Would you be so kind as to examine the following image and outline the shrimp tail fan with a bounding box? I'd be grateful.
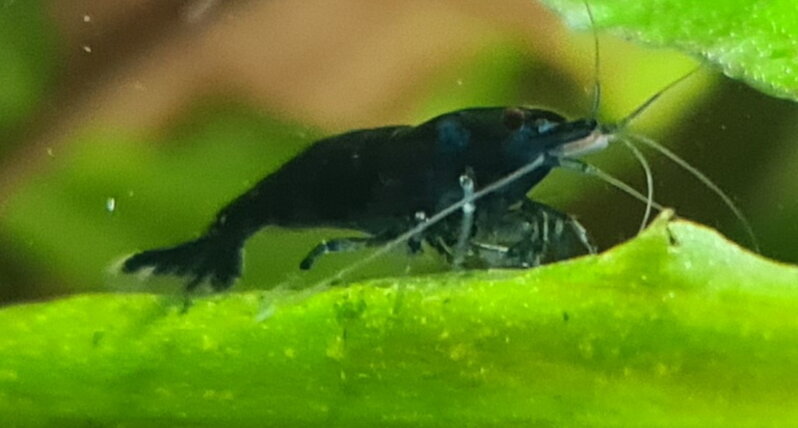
[122,232,245,291]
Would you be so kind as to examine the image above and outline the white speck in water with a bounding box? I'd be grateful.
[82,45,92,53]
[106,197,116,213]
[83,14,91,23]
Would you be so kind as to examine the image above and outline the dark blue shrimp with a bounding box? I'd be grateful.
[122,107,600,290]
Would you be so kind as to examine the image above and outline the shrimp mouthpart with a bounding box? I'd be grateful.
[549,129,611,158]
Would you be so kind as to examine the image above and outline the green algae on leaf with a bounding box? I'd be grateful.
[0,213,797,426]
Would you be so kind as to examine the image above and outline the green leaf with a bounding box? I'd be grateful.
[541,0,798,101]
[1,212,797,426]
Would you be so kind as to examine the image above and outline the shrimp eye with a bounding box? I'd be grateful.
[502,108,525,131]
[535,118,557,134]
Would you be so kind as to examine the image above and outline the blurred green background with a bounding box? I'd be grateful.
[1,0,796,304]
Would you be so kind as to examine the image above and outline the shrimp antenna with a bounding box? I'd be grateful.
[628,133,760,252]
[610,67,701,132]
[619,138,654,232]
[557,158,666,212]
[584,0,601,119]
